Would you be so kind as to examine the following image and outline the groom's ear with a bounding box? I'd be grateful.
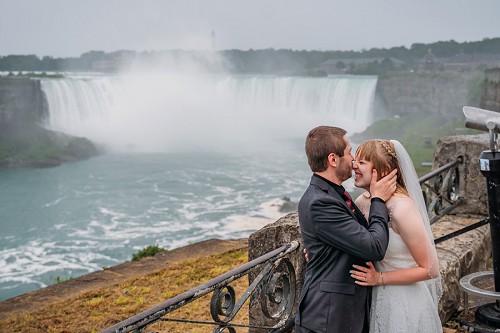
[327,153,337,167]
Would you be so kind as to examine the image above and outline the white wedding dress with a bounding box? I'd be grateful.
[357,195,442,333]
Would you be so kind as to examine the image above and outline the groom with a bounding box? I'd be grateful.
[295,126,396,333]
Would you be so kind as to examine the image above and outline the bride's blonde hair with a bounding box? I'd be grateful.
[356,139,408,196]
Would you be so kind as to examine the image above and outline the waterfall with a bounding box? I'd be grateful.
[40,74,378,152]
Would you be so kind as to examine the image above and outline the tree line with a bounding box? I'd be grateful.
[1,37,500,75]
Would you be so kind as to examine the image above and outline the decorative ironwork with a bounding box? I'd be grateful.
[420,156,463,224]
[419,156,490,244]
[100,241,299,333]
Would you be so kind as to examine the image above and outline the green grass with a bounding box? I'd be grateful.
[0,248,249,333]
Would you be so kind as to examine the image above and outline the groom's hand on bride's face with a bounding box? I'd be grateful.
[370,168,397,202]
[379,166,392,179]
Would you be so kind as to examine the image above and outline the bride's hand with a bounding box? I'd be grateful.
[350,262,379,286]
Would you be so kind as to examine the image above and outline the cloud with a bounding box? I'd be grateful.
[1,0,499,57]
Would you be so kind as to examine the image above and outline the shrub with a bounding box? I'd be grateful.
[131,245,165,261]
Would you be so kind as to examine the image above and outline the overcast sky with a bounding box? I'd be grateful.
[1,0,499,58]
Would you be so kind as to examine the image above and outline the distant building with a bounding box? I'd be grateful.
[413,49,442,72]
[413,49,500,73]
[91,52,135,72]
[443,54,500,72]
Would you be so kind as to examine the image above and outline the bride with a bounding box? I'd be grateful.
[349,139,442,333]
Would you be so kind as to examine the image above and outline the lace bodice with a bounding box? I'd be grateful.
[376,228,417,271]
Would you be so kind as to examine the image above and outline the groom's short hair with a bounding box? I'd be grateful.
[305,126,347,172]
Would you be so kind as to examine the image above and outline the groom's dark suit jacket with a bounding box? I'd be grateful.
[295,174,390,333]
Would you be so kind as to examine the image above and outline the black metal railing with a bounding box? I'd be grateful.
[101,241,299,333]
[418,156,489,244]
[420,156,464,224]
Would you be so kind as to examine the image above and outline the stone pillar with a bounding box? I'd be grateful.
[433,134,489,215]
[247,212,304,332]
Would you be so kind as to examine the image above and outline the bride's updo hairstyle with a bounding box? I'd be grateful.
[356,139,407,196]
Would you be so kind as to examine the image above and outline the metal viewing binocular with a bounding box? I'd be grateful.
[463,106,500,152]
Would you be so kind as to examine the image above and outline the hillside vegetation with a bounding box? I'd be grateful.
[1,38,499,74]
[351,113,481,176]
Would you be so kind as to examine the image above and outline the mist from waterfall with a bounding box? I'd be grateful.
[0,66,381,301]
[40,72,378,153]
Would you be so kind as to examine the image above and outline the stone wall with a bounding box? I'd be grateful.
[248,135,492,329]
[377,74,469,117]
[480,68,500,112]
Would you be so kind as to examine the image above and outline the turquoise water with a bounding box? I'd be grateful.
[0,73,376,301]
[0,142,311,301]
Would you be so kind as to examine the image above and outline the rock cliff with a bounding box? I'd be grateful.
[377,73,469,117]
[0,77,47,138]
[0,76,99,169]
[480,68,500,112]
